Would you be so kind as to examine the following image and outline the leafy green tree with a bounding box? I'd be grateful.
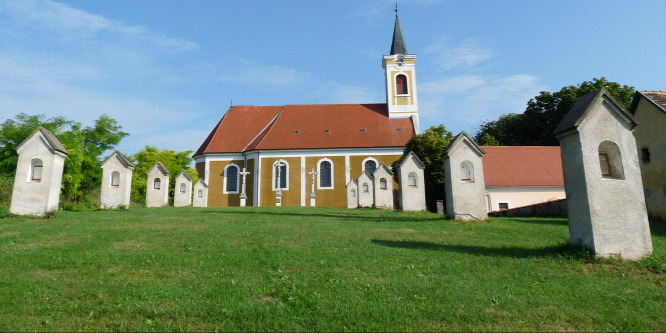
[0,113,128,205]
[475,77,635,146]
[392,124,454,212]
[477,133,499,146]
[129,146,199,205]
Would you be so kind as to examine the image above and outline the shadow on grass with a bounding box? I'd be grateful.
[490,216,569,226]
[199,209,446,223]
[650,221,666,238]
[371,239,590,259]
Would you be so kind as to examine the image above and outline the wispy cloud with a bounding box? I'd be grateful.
[424,37,495,71]
[218,58,313,91]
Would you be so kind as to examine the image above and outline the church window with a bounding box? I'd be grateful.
[325,129,330,133]
[408,172,417,187]
[598,141,624,180]
[361,128,366,132]
[111,171,120,187]
[379,178,388,190]
[224,164,239,193]
[318,159,333,189]
[153,178,161,190]
[362,183,369,193]
[396,74,408,95]
[273,160,288,190]
[461,160,474,183]
[363,158,378,175]
[30,159,43,182]
[294,130,299,134]
[198,189,203,198]
[351,188,356,197]
[641,148,650,163]
[180,183,186,193]
[397,128,402,132]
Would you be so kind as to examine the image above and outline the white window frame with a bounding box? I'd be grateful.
[394,73,410,96]
[272,159,289,191]
[317,158,334,190]
[361,157,379,174]
[110,171,120,187]
[223,163,240,194]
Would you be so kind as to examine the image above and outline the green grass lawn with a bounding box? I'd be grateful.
[0,207,664,332]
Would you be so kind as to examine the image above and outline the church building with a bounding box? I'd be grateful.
[193,10,419,208]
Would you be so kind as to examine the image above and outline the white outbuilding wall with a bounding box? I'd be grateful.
[100,150,134,209]
[373,164,394,210]
[146,162,170,208]
[193,179,208,207]
[174,171,193,207]
[442,131,488,221]
[398,151,426,211]
[346,179,358,209]
[10,127,68,217]
[555,89,652,260]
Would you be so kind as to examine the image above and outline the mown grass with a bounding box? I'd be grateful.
[0,207,664,332]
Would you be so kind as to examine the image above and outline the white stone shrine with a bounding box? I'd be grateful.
[146,162,170,208]
[100,150,134,209]
[174,171,193,207]
[193,179,208,208]
[373,163,394,210]
[10,127,68,217]
[357,171,374,208]
[346,179,359,209]
[398,151,426,211]
[442,131,488,221]
[555,88,652,260]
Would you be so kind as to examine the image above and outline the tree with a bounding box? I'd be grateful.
[129,146,199,205]
[392,124,454,212]
[475,77,635,146]
[0,113,128,205]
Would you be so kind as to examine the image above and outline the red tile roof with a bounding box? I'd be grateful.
[195,103,414,155]
[481,146,564,187]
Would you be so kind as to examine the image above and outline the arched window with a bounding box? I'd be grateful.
[408,172,417,187]
[30,158,43,182]
[379,178,388,190]
[461,160,474,183]
[198,189,203,198]
[351,188,356,197]
[153,178,161,190]
[396,74,408,95]
[224,164,239,193]
[318,159,333,189]
[180,183,186,193]
[598,141,624,180]
[111,171,120,187]
[363,158,377,175]
[273,160,288,190]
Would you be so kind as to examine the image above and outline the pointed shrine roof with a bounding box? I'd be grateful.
[390,10,408,55]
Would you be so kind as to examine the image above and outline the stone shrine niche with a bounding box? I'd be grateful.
[555,88,652,260]
[100,150,134,209]
[398,151,426,211]
[146,162,170,208]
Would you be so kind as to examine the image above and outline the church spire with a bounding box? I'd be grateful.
[390,4,407,55]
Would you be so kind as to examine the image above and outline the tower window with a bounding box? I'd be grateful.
[396,74,408,95]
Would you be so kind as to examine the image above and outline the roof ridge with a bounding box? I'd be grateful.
[243,106,285,152]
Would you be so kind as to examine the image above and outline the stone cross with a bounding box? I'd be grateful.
[239,167,250,207]
[308,168,318,206]
[275,160,285,206]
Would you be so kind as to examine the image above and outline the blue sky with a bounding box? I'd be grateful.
[1,0,664,156]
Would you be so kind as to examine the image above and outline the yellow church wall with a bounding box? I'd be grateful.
[195,162,205,180]
[633,98,666,220]
[207,160,245,207]
[259,157,301,207]
[305,156,346,208]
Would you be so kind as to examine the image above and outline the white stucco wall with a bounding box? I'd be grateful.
[10,132,66,216]
[192,180,208,207]
[100,153,133,209]
[146,164,169,208]
[486,186,565,212]
[443,139,488,221]
[398,153,426,211]
[173,172,192,207]
[346,181,358,209]
[357,173,374,208]
[559,95,652,260]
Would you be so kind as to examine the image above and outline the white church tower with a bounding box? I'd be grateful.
[382,6,419,133]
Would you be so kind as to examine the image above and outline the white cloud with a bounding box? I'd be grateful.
[424,37,495,71]
[218,58,313,91]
